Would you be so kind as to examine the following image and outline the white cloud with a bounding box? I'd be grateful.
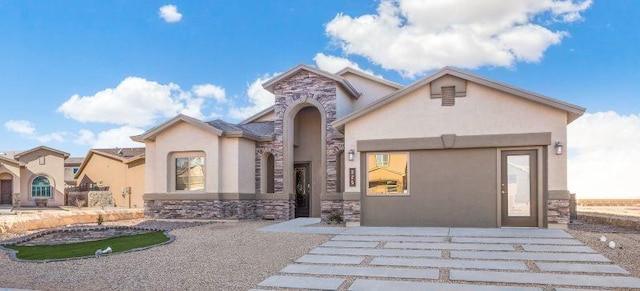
[4,120,35,135]
[159,4,182,23]
[313,53,381,77]
[74,126,144,149]
[568,111,640,199]
[326,0,592,77]
[4,119,66,143]
[228,74,278,120]
[57,77,222,127]
[192,84,226,102]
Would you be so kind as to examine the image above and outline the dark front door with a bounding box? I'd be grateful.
[501,150,538,227]
[1,180,12,204]
[294,163,311,218]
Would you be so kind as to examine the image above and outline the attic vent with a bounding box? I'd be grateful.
[441,86,455,106]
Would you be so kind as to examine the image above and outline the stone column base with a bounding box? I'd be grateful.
[548,199,570,226]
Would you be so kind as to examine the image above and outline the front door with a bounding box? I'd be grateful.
[501,150,538,227]
[294,163,310,218]
[0,180,12,205]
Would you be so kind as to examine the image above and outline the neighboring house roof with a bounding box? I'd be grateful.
[13,145,70,160]
[262,64,362,99]
[74,148,146,180]
[0,155,24,167]
[65,157,84,166]
[240,105,275,124]
[336,67,404,90]
[131,114,223,142]
[332,66,586,130]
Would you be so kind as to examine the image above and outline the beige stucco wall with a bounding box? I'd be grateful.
[253,110,275,122]
[293,107,322,217]
[17,150,66,206]
[0,163,21,199]
[344,81,568,194]
[76,154,145,208]
[336,72,400,119]
[144,120,255,197]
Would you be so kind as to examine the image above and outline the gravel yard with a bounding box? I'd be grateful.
[0,219,331,290]
[567,219,640,278]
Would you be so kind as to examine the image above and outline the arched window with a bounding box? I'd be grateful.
[31,176,52,198]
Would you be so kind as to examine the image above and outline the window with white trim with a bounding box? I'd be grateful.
[31,176,52,198]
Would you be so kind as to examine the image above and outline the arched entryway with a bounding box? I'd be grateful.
[0,172,13,205]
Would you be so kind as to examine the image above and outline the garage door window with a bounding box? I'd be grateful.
[367,153,409,195]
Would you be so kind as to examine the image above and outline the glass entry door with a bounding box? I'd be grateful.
[294,163,310,218]
[501,150,538,227]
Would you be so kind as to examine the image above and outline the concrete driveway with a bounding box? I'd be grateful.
[256,218,640,290]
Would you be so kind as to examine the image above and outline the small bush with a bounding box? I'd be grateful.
[97,214,104,226]
[328,212,343,224]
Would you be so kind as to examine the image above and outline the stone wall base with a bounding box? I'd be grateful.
[321,200,361,223]
[548,199,570,225]
[145,199,295,220]
[256,199,295,220]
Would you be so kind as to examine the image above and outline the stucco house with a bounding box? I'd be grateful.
[133,65,584,228]
[0,146,69,207]
[74,148,145,208]
[64,157,84,188]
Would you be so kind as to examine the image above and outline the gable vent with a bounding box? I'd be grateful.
[442,86,455,106]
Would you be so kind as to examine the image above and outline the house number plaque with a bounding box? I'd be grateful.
[349,168,356,187]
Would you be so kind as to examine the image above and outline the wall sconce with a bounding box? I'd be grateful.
[348,149,355,161]
[554,142,563,155]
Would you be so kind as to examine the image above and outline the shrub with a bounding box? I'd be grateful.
[328,212,343,224]
[97,214,104,226]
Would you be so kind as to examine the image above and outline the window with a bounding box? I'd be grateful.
[175,156,205,191]
[367,153,409,195]
[73,168,79,174]
[31,176,52,198]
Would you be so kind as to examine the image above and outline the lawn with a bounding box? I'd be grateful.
[5,231,170,260]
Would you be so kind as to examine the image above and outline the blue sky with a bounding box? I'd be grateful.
[1,1,638,197]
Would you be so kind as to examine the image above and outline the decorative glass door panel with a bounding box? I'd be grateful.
[294,163,310,218]
[501,150,538,227]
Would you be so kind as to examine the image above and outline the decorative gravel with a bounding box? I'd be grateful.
[0,220,331,290]
[567,219,640,278]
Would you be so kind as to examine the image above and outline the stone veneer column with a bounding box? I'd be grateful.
[548,199,570,225]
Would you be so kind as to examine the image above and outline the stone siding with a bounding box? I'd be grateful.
[256,199,293,220]
[548,199,570,225]
[144,200,257,220]
[87,191,114,208]
[343,200,361,222]
[321,200,343,221]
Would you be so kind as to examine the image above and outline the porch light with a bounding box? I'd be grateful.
[554,142,563,155]
[348,149,355,161]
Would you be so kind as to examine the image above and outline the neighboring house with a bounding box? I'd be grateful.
[74,148,145,208]
[0,146,69,207]
[64,157,84,188]
[133,65,585,228]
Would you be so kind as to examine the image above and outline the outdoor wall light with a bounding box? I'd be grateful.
[348,149,355,161]
[554,142,563,155]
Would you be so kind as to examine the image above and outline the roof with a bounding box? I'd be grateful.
[262,64,362,99]
[14,146,70,160]
[74,147,146,179]
[0,155,24,167]
[240,105,275,124]
[332,67,586,130]
[131,114,223,142]
[336,67,404,90]
[207,119,273,141]
[65,157,84,166]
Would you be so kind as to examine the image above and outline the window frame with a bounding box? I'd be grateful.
[31,175,52,199]
[366,152,410,197]
[171,152,206,192]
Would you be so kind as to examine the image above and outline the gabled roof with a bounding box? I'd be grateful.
[336,67,404,90]
[0,155,24,167]
[332,67,586,130]
[65,157,84,166]
[207,119,273,141]
[262,64,362,99]
[131,114,223,142]
[240,105,275,124]
[74,148,146,179]
[14,145,70,160]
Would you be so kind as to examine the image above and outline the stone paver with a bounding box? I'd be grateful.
[451,237,583,245]
[296,254,364,265]
[384,242,514,251]
[281,264,439,279]
[371,257,528,271]
[311,247,441,258]
[333,235,444,242]
[342,227,449,236]
[348,279,542,291]
[451,251,610,262]
[257,275,345,290]
[449,228,571,238]
[450,270,640,289]
[536,262,630,274]
[521,244,596,253]
[321,241,379,248]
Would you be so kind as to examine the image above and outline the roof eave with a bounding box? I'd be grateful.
[135,114,223,142]
[336,67,404,90]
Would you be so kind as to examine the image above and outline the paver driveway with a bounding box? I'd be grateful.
[256,219,640,290]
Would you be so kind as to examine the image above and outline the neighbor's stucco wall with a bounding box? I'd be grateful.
[76,154,128,207]
[146,121,220,194]
[344,81,568,193]
[18,150,66,206]
[126,159,145,208]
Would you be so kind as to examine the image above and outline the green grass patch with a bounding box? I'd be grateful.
[6,231,169,260]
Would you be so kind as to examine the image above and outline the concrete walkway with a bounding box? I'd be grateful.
[256,218,640,290]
